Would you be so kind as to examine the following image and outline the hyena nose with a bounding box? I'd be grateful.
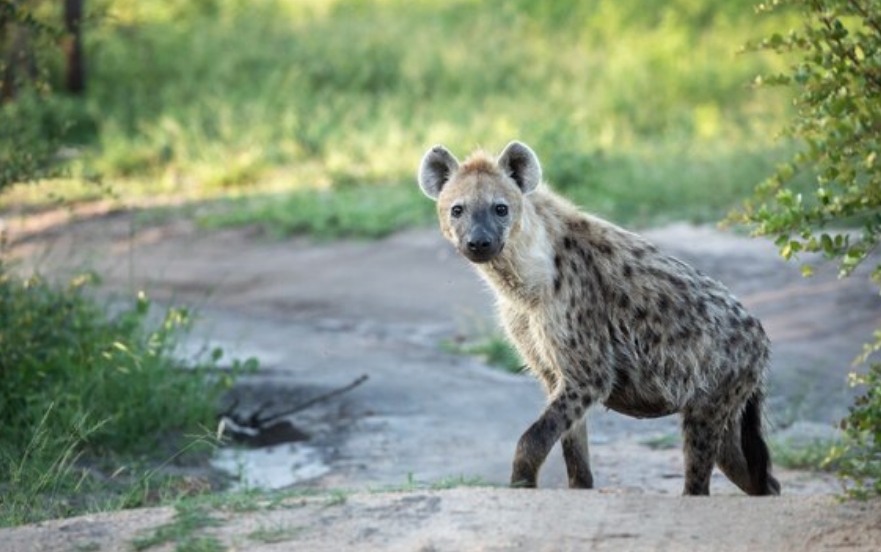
[467,237,492,254]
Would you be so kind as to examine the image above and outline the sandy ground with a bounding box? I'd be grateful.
[3,490,881,552]
[1,205,880,550]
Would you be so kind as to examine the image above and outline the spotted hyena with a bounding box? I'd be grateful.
[417,141,780,496]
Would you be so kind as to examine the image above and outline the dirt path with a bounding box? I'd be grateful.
[3,490,880,552]
[2,206,880,550]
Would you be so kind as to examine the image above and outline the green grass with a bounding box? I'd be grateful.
[0,265,255,527]
[641,433,681,451]
[770,437,839,472]
[442,332,524,375]
[132,502,224,552]
[247,524,302,545]
[129,487,331,550]
[2,0,803,236]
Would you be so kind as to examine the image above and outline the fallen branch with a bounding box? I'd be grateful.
[257,373,369,426]
[219,374,370,433]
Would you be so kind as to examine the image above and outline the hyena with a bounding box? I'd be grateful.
[417,141,781,496]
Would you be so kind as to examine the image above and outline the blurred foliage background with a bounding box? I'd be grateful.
[2,0,802,236]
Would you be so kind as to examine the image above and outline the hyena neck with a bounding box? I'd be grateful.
[478,196,558,305]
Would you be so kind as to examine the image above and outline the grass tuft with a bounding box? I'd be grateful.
[442,333,524,375]
[0,263,254,527]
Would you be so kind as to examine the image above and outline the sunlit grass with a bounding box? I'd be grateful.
[2,0,803,234]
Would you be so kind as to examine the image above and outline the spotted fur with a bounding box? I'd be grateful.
[418,141,781,496]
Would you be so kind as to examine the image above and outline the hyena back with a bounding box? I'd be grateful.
[418,141,780,496]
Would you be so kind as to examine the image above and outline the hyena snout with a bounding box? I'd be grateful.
[463,227,502,263]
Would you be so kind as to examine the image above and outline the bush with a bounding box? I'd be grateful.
[0,1,68,192]
[0,263,249,525]
[733,0,881,495]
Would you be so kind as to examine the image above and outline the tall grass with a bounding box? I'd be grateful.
[2,0,801,234]
[0,266,250,526]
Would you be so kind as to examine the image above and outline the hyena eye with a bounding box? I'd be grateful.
[495,204,509,217]
[451,205,464,218]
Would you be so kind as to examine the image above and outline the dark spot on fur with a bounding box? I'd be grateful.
[554,275,562,294]
[590,265,608,296]
[724,336,740,356]
[622,263,633,278]
[662,359,674,378]
[657,295,671,313]
[614,364,632,390]
[617,293,631,310]
[669,276,689,293]
[596,240,613,256]
[563,236,574,250]
[635,306,648,321]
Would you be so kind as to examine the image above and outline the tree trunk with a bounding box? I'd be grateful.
[64,0,84,94]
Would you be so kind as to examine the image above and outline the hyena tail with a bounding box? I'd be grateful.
[739,391,781,496]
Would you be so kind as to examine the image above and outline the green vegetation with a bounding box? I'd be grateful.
[131,501,223,552]
[0,1,67,191]
[0,266,253,526]
[3,0,801,236]
[247,524,302,545]
[443,332,524,375]
[732,0,881,496]
[641,433,681,451]
[770,437,840,472]
[130,487,322,550]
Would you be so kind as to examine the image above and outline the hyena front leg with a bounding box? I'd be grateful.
[511,386,593,488]
[529,365,593,488]
[561,417,594,489]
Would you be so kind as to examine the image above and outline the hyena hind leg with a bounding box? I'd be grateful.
[561,417,593,489]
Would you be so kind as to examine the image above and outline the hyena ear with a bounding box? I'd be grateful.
[418,145,459,200]
[498,141,542,194]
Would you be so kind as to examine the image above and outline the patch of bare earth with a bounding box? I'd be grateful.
[1,204,879,551]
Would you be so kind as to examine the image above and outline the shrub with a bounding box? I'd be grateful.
[0,1,68,192]
[0,263,249,524]
[733,0,881,495]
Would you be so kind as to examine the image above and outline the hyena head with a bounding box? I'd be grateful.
[417,141,542,263]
